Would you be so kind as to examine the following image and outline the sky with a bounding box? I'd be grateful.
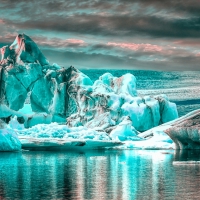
[0,0,200,71]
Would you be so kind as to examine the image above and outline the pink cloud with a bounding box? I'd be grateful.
[173,40,200,47]
[0,32,18,44]
[33,37,86,48]
[107,41,200,58]
[195,52,200,57]
[65,39,85,44]
[4,33,18,39]
[0,19,5,24]
[107,42,163,52]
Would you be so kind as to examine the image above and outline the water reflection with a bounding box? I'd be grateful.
[0,150,200,200]
[174,149,200,161]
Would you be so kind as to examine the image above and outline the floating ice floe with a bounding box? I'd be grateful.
[12,120,122,150]
[121,127,174,150]
[9,116,173,150]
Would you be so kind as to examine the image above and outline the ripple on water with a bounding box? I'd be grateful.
[0,150,200,200]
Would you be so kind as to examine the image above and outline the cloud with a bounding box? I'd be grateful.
[195,52,200,57]
[174,40,200,47]
[1,0,200,70]
[1,31,199,70]
[42,48,200,71]
[1,0,200,39]
[2,0,200,18]
[0,19,5,24]
[107,42,163,52]
[32,36,86,48]
[2,14,200,39]
[0,32,18,46]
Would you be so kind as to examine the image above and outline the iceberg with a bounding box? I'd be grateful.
[0,34,178,130]
[66,72,178,132]
[130,109,200,150]
[0,119,21,151]
[0,34,180,150]
[121,125,174,150]
[164,109,200,149]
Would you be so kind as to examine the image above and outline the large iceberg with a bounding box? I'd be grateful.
[0,34,180,150]
[66,71,178,132]
[0,34,178,130]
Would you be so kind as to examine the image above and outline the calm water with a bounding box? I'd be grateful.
[1,70,200,199]
[0,150,200,200]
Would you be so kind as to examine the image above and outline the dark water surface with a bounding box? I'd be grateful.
[0,150,200,200]
[81,69,200,90]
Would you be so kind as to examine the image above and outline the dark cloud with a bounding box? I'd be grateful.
[1,0,200,39]
[41,46,200,71]
[2,14,200,39]
[1,0,200,16]
[137,0,200,16]
[1,0,200,70]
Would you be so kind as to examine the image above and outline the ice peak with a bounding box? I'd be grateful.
[0,33,49,66]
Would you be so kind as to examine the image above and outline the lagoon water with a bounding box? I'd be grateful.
[1,70,200,200]
[0,150,200,200]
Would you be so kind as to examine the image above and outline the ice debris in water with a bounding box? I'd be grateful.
[16,122,112,141]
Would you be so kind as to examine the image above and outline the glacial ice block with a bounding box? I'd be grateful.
[164,109,200,149]
[9,34,49,66]
[0,120,21,151]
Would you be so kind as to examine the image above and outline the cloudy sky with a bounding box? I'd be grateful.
[0,0,200,70]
